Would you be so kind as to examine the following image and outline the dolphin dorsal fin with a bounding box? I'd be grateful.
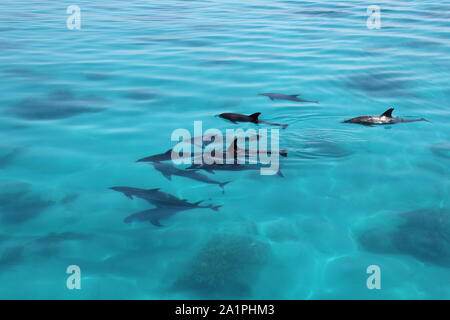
[290,94,300,97]
[147,188,160,192]
[227,138,240,158]
[380,108,394,118]
[248,112,261,121]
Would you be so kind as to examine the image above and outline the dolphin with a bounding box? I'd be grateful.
[229,137,287,158]
[203,137,287,163]
[136,149,204,163]
[137,134,262,163]
[186,163,284,177]
[124,207,194,227]
[136,149,173,163]
[258,93,318,104]
[343,108,428,126]
[152,162,231,193]
[109,186,222,211]
[218,112,288,128]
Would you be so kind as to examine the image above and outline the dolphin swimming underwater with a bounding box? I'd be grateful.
[187,162,284,177]
[136,134,262,163]
[124,207,195,227]
[203,137,288,163]
[109,186,222,211]
[258,93,318,104]
[218,112,288,128]
[136,149,204,163]
[136,149,173,163]
[152,162,231,193]
[343,108,428,126]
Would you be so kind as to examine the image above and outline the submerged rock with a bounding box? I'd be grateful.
[173,234,271,298]
[354,209,450,267]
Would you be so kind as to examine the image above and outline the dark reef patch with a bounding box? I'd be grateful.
[173,234,271,298]
[355,209,450,267]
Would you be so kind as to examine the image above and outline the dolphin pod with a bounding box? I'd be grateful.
[111,89,429,227]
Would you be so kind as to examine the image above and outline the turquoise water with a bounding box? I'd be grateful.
[0,0,449,299]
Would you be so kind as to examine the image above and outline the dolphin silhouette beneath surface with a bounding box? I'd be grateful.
[137,134,262,163]
[124,207,195,227]
[152,162,231,193]
[203,137,288,163]
[258,93,318,104]
[187,163,284,177]
[343,108,428,126]
[136,149,204,163]
[109,186,222,211]
[219,112,288,128]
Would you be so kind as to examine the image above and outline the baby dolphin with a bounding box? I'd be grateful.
[152,162,231,193]
[219,112,288,128]
[343,108,428,126]
[258,93,318,104]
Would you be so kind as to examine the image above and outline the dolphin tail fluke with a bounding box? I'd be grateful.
[150,219,164,227]
[219,181,231,193]
[125,193,134,199]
